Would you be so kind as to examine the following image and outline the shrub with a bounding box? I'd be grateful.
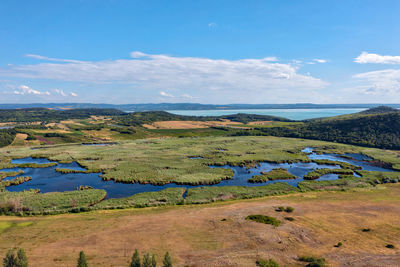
[3,248,28,267]
[386,244,395,249]
[285,206,294,213]
[163,252,172,267]
[275,206,285,212]
[246,215,282,227]
[143,253,152,267]
[275,206,294,213]
[284,217,295,221]
[298,256,326,267]
[77,251,88,267]
[362,228,371,232]
[130,249,141,267]
[256,258,279,267]
[3,249,16,267]
[334,242,342,247]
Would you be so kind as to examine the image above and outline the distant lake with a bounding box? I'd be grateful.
[168,108,366,120]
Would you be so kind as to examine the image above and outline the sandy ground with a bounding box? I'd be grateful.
[0,186,400,266]
[143,120,242,129]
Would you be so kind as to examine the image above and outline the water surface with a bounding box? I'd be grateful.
[168,108,366,121]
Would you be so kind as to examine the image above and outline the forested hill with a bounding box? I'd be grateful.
[0,108,125,123]
[116,111,291,126]
[359,105,398,114]
[256,107,400,149]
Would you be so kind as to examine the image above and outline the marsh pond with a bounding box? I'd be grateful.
[0,148,393,199]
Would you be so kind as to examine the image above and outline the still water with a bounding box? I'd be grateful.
[168,108,366,121]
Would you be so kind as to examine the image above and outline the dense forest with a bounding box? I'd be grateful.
[0,129,16,147]
[250,110,400,149]
[0,108,125,123]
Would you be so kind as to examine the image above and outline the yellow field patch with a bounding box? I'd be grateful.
[82,129,113,141]
[248,120,273,125]
[143,120,242,129]
[32,129,71,134]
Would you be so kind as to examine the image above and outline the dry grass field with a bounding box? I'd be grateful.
[143,120,242,129]
[1,184,399,266]
[247,121,273,125]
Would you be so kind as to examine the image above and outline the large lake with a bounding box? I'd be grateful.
[168,108,366,120]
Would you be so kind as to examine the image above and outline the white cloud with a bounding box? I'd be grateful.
[53,89,78,97]
[1,52,326,88]
[13,85,50,96]
[182,93,193,99]
[314,59,327,63]
[353,69,400,96]
[54,89,67,96]
[0,52,328,103]
[130,51,148,58]
[208,22,217,28]
[263,57,278,62]
[25,54,82,63]
[160,91,174,98]
[355,52,400,64]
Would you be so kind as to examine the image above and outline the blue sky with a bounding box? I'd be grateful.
[1,0,400,104]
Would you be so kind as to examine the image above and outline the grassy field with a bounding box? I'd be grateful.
[0,184,399,266]
[249,168,297,182]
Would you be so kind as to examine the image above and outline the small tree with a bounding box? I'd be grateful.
[3,248,28,267]
[151,254,157,267]
[162,252,172,267]
[3,249,16,267]
[142,253,151,267]
[15,248,28,267]
[130,249,141,267]
[77,251,88,267]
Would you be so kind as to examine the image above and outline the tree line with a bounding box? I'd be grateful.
[3,248,173,267]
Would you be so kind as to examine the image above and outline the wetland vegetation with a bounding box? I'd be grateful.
[0,105,399,265]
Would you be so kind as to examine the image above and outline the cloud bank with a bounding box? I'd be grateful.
[0,52,327,96]
[13,85,50,96]
[355,52,400,64]
[353,69,400,96]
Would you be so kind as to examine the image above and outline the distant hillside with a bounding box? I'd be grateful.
[1,102,400,111]
[0,108,126,123]
[255,107,400,149]
[117,111,291,126]
[359,105,398,114]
